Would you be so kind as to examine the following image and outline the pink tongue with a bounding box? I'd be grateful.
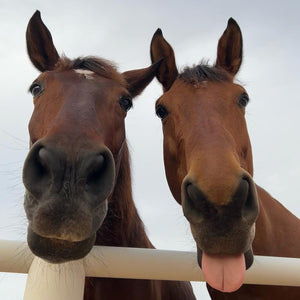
[202,252,246,293]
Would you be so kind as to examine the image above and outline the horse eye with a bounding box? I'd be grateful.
[119,96,132,112]
[156,104,168,119]
[238,93,249,108]
[29,82,44,98]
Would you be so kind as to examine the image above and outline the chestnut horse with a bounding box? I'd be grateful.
[23,11,196,300]
[150,19,300,299]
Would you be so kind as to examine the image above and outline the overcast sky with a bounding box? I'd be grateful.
[0,1,299,299]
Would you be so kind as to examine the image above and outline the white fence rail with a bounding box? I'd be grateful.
[1,240,300,299]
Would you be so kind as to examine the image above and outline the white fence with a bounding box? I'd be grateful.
[1,240,300,299]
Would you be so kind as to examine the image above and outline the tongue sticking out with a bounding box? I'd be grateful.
[202,252,245,293]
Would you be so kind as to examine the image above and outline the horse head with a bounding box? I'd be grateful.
[23,11,160,263]
[151,19,259,292]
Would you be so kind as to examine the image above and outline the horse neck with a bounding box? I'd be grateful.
[95,141,153,248]
[253,184,300,257]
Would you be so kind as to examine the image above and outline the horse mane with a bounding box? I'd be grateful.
[55,56,126,86]
[179,61,232,85]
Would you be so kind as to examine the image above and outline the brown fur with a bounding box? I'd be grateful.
[151,18,300,299]
[24,10,196,300]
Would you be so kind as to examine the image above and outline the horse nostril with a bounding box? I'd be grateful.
[186,183,206,211]
[81,149,115,200]
[232,179,249,209]
[38,148,52,174]
[240,177,259,220]
[229,176,259,222]
[241,179,251,210]
[183,181,216,221]
[23,143,55,199]
[86,154,105,189]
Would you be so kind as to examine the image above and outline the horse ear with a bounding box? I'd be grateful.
[216,18,243,75]
[150,29,178,91]
[122,60,162,98]
[26,10,59,72]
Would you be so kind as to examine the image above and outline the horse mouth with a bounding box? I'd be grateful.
[197,247,254,293]
[27,227,96,263]
[197,247,253,269]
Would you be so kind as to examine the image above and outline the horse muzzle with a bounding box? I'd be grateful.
[23,139,115,262]
[181,173,259,292]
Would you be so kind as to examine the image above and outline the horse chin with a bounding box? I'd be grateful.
[27,227,96,263]
[197,246,254,270]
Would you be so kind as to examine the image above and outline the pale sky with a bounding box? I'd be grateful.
[0,1,299,299]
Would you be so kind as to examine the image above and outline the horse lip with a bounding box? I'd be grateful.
[27,226,96,263]
[244,247,254,269]
[197,247,254,270]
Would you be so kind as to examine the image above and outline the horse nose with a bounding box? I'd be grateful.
[182,175,259,224]
[23,140,115,202]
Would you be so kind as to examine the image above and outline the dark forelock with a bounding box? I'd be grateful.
[179,62,232,85]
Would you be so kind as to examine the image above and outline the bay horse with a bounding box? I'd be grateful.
[150,18,300,299]
[23,11,196,300]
